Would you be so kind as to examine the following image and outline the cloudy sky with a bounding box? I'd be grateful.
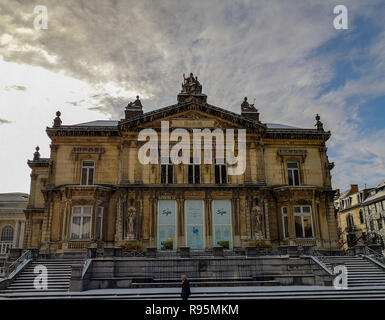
[0,0,385,193]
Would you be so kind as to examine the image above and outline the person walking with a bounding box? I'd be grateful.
[181,274,191,301]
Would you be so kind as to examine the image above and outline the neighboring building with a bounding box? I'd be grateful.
[334,185,371,250]
[363,179,385,252]
[0,193,28,255]
[23,73,338,254]
[0,193,28,277]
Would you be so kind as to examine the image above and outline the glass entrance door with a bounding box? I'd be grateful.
[157,200,177,250]
[185,200,205,250]
[212,200,233,249]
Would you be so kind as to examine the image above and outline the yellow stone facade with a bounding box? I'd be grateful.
[24,75,338,253]
[335,185,370,250]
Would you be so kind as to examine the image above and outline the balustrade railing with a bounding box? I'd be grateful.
[364,246,385,265]
[0,242,12,255]
[310,248,333,274]
[6,250,32,278]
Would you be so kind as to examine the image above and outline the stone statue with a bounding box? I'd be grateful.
[241,97,257,112]
[125,206,136,239]
[252,205,264,239]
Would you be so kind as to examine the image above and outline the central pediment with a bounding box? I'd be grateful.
[118,102,266,132]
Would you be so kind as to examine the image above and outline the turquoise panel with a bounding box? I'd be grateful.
[158,200,176,250]
[186,200,204,225]
[213,200,231,225]
[158,225,176,250]
[158,200,176,225]
[186,225,204,250]
[185,200,204,250]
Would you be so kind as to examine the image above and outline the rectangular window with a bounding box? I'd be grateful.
[160,164,174,184]
[293,206,314,238]
[188,158,201,184]
[378,219,383,230]
[370,204,376,214]
[70,206,92,240]
[282,207,289,239]
[376,202,382,213]
[81,161,95,185]
[359,211,365,224]
[370,220,375,231]
[214,159,227,184]
[287,162,300,186]
[96,207,103,241]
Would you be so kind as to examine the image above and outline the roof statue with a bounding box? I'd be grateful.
[315,114,324,131]
[181,72,202,95]
[241,97,257,112]
[177,73,207,104]
[240,97,260,122]
[125,95,144,120]
[126,95,143,110]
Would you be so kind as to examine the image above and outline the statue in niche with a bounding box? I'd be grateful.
[252,205,264,239]
[125,206,136,239]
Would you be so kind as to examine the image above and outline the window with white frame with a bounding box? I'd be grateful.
[214,158,227,184]
[287,162,300,186]
[346,214,355,229]
[376,202,382,213]
[96,207,103,241]
[1,226,13,242]
[188,157,201,184]
[293,206,313,238]
[282,207,289,239]
[70,206,92,240]
[160,163,174,184]
[81,161,95,185]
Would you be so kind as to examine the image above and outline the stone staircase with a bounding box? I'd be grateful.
[2,285,385,300]
[325,256,385,287]
[2,259,84,293]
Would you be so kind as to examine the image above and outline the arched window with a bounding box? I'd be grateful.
[1,225,14,242]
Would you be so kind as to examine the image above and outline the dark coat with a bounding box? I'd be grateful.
[181,279,191,297]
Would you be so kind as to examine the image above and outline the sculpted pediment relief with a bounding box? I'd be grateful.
[139,111,244,130]
[119,102,265,133]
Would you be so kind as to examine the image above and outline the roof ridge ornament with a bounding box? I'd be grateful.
[53,111,62,127]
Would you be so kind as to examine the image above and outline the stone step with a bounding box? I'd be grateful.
[16,274,71,280]
[348,276,385,278]
[131,280,280,288]
[8,279,70,284]
[5,287,385,300]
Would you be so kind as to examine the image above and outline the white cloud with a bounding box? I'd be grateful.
[0,0,384,192]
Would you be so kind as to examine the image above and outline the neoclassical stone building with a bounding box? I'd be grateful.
[24,74,338,253]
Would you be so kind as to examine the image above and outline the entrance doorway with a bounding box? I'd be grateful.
[185,200,205,250]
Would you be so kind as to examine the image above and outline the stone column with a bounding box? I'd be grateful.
[13,221,20,247]
[114,197,123,242]
[127,141,136,183]
[120,141,130,183]
[263,199,270,240]
[18,221,25,248]
[287,203,296,245]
